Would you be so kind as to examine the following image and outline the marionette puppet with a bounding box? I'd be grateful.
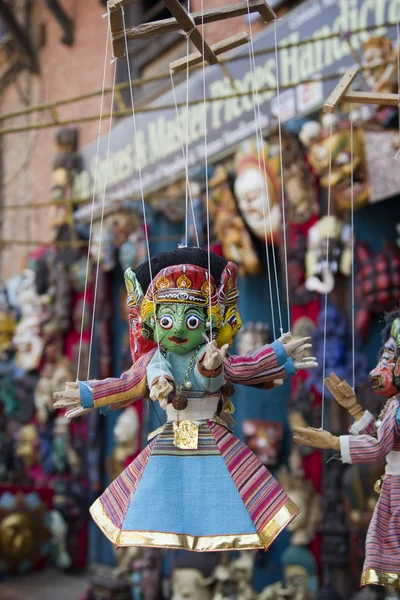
[293,310,400,588]
[54,247,317,552]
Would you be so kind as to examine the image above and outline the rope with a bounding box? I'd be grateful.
[350,107,356,390]
[200,0,213,342]
[121,6,165,379]
[170,70,200,247]
[395,0,400,160]
[76,14,110,381]
[320,119,334,430]
[87,60,117,379]
[245,0,276,340]
[274,20,290,332]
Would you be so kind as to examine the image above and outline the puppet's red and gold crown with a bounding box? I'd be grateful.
[146,264,218,307]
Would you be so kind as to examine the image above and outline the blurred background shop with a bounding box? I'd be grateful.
[0,0,400,598]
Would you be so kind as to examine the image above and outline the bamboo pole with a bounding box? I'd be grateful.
[0,21,396,125]
[0,62,395,136]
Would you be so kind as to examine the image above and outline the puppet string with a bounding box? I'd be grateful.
[170,70,200,247]
[77,14,110,381]
[200,0,213,342]
[121,7,165,378]
[185,0,190,245]
[274,20,290,332]
[245,0,276,340]
[320,118,334,431]
[396,0,400,160]
[87,60,117,379]
[350,106,355,390]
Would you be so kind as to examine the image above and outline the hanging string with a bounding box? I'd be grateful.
[185,0,190,244]
[320,118,334,430]
[350,107,356,390]
[245,0,276,339]
[170,70,200,247]
[200,0,213,342]
[273,21,290,332]
[76,15,110,381]
[395,0,400,160]
[121,7,165,378]
[87,61,117,379]
[243,14,284,336]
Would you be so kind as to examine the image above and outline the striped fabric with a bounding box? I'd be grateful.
[152,422,221,457]
[364,475,400,575]
[99,438,155,529]
[88,343,288,411]
[348,397,400,464]
[224,344,286,386]
[209,421,292,534]
[347,395,400,582]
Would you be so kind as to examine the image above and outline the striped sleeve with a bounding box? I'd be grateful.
[341,399,400,465]
[89,349,156,408]
[349,411,377,437]
[224,341,287,386]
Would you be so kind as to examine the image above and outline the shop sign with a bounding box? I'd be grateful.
[73,0,400,205]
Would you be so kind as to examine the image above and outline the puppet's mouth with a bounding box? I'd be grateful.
[168,336,188,345]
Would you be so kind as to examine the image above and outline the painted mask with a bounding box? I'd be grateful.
[362,36,397,95]
[210,165,261,277]
[234,143,280,243]
[141,265,221,354]
[301,119,369,212]
[216,261,242,347]
[369,318,400,396]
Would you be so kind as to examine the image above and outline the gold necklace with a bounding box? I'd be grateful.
[172,344,203,411]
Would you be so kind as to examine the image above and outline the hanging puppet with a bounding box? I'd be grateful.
[293,310,400,588]
[54,248,317,552]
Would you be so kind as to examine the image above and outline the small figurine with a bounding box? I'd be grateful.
[293,311,400,588]
[54,248,317,551]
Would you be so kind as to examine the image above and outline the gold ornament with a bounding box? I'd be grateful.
[177,274,192,289]
[173,420,199,450]
[155,276,170,290]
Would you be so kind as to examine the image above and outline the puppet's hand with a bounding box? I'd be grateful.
[280,333,312,361]
[324,372,362,418]
[53,386,81,409]
[294,356,318,370]
[293,426,340,450]
[202,341,229,371]
[150,376,174,409]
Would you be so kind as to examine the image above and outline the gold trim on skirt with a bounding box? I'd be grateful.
[90,497,299,552]
[361,569,400,588]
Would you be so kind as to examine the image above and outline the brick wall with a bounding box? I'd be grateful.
[0,0,293,279]
[0,0,113,278]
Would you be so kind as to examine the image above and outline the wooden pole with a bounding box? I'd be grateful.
[323,68,358,113]
[324,67,400,112]
[113,1,275,41]
[170,32,250,73]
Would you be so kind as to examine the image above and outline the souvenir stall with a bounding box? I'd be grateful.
[1,0,400,598]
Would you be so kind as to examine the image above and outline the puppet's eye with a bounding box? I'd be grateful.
[228,314,237,328]
[158,315,174,329]
[186,314,202,330]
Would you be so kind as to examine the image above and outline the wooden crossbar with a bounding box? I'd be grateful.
[163,0,218,65]
[107,0,275,59]
[323,68,358,113]
[324,67,400,113]
[170,32,250,73]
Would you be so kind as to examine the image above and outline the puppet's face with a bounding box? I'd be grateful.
[155,303,210,355]
[234,166,279,241]
[307,128,369,212]
[217,304,242,347]
[369,319,400,396]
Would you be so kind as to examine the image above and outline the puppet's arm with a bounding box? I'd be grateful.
[293,397,399,464]
[195,341,227,392]
[224,336,313,387]
[53,349,156,416]
[324,373,378,437]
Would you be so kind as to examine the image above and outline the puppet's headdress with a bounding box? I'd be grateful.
[145,264,218,307]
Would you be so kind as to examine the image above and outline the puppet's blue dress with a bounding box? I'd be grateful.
[83,342,299,551]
